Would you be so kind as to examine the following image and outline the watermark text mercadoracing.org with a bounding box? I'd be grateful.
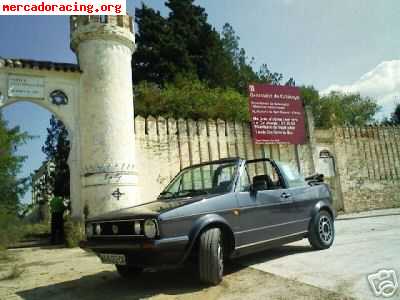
[0,0,126,15]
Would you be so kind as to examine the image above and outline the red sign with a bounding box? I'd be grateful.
[248,84,306,144]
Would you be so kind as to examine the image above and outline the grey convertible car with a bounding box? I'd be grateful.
[80,157,335,285]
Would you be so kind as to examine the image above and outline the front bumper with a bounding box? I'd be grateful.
[80,236,189,268]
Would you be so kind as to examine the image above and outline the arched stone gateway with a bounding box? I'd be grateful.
[0,15,138,220]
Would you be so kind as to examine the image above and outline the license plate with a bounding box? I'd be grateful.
[98,253,126,265]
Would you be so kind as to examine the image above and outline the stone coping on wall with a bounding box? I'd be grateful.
[0,57,81,73]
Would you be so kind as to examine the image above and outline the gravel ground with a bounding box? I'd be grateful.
[0,247,351,300]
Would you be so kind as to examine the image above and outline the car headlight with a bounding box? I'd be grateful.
[86,224,93,238]
[134,221,141,235]
[95,224,102,235]
[143,219,158,239]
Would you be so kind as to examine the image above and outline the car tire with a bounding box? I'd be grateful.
[308,210,335,250]
[198,228,224,285]
[116,265,143,278]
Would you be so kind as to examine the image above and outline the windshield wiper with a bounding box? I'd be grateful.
[176,189,209,197]
[159,190,210,200]
[158,191,176,199]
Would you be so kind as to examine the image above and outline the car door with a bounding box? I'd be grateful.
[276,161,317,232]
[235,159,299,248]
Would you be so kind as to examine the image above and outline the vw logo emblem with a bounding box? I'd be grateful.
[112,225,119,235]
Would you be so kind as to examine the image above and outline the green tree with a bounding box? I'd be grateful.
[388,104,400,124]
[42,116,70,199]
[220,23,295,92]
[0,112,30,212]
[300,86,321,119]
[221,23,257,93]
[256,64,284,85]
[133,1,234,88]
[133,4,174,85]
[382,104,400,125]
[320,92,379,128]
[220,23,241,66]
[166,0,238,88]
[300,87,380,128]
[133,1,295,121]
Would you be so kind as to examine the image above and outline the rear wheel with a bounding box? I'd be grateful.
[198,228,224,285]
[308,210,335,250]
[116,265,143,278]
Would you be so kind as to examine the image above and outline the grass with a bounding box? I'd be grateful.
[0,206,50,250]
[0,210,24,249]
[0,220,50,248]
[0,205,85,251]
[22,222,50,240]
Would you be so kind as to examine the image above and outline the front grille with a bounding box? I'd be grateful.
[91,219,143,237]
[101,221,133,236]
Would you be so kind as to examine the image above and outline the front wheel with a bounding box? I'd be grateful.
[198,228,224,285]
[116,265,143,278]
[308,210,335,250]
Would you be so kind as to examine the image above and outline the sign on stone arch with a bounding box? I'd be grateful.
[0,58,82,219]
[0,15,140,220]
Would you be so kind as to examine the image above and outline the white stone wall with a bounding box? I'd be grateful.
[134,116,313,203]
[332,126,400,212]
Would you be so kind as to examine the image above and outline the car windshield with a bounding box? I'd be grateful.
[158,160,239,200]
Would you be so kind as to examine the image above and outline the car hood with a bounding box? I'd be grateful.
[87,193,217,222]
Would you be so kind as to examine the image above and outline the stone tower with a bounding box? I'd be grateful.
[70,16,138,217]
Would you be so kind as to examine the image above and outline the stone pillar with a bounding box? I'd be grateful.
[70,16,138,217]
[305,106,317,174]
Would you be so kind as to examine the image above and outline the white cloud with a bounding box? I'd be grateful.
[322,60,400,120]
[282,0,295,5]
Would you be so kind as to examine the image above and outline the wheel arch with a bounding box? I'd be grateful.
[311,200,335,221]
[308,200,336,250]
[182,214,235,263]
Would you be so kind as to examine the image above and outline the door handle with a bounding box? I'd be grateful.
[281,192,292,199]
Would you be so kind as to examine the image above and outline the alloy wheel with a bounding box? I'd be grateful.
[319,215,333,243]
[217,242,224,278]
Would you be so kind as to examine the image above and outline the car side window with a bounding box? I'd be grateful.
[238,167,251,192]
[276,161,307,188]
[246,160,284,190]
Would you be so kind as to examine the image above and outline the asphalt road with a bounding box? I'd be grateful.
[239,209,400,300]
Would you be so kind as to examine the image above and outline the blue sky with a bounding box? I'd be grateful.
[1,0,399,203]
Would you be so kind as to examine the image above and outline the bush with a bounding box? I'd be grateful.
[63,215,84,248]
[0,204,51,250]
[0,207,23,249]
[22,222,50,239]
[134,77,250,122]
